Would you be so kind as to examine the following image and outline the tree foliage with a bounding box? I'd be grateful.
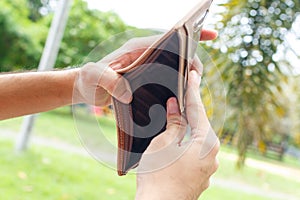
[206,0,300,167]
[0,0,47,71]
[0,0,131,72]
[56,0,129,67]
[27,0,54,21]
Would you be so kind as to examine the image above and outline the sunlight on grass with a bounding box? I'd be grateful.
[0,140,136,200]
[200,185,272,200]
[1,107,300,199]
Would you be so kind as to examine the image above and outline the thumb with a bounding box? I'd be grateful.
[166,97,182,129]
[99,66,132,104]
[164,97,187,143]
[145,97,186,152]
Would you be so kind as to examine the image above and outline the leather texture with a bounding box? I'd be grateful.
[113,31,184,175]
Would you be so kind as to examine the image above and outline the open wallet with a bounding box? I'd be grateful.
[112,0,214,175]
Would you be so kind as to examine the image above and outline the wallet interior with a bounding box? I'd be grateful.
[113,30,187,175]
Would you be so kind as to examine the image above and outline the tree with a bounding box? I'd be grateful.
[26,0,54,21]
[0,0,132,72]
[55,0,130,68]
[205,0,300,167]
[0,0,47,72]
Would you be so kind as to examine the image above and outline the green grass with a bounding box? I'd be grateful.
[0,107,79,145]
[0,139,293,200]
[215,150,300,198]
[200,186,272,200]
[0,140,136,200]
[1,138,298,200]
[221,144,300,169]
[1,107,300,199]
[0,106,118,146]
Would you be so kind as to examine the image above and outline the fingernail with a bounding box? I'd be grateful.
[167,97,179,114]
[120,90,132,103]
[110,62,122,70]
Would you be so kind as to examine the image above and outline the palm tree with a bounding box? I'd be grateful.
[203,0,300,167]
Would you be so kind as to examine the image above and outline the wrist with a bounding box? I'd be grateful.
[136,187,197,200]
[65,68,83,105]
[135,174,199,200]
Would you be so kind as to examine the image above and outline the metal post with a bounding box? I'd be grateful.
[15,0,73,152]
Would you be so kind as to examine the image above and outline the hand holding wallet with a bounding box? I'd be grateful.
[112,0,214,175]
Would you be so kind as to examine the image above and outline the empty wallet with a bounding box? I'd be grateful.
[112,0,214,175]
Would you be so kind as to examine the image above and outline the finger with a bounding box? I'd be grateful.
[109,48,147,70]
[138,102,187,174]
[121,35,162,50]
[107,29,216,70]
[198,127,219,159]
[190,56,203,76]
[186,70,219,158]
[98,66,132,104]
[103,29,215,67]
[144,97,186,153]
[185,70,210,135]
[165,97,187,143]
[200,29,218,41]
[101,35,162,65]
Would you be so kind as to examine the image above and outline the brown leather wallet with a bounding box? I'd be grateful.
[113,0,213,175]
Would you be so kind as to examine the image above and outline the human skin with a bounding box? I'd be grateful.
[135,70,220,200]
[0,30,217,120]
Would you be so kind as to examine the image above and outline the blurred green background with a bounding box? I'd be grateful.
[1,0,300,199]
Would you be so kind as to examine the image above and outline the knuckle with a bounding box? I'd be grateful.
[167,116,185,129]
[105,80,117,92]
[80,62,101,81]
[110,78,129,98]
[84,62,97,69]
[208,139,220,159]
[213,138,221,153]
[185,98,203,109]
[211,158,219,173]
[148,133,169,149]
[202,180,210,190]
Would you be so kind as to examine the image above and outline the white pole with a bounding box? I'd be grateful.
[15,0,73,152]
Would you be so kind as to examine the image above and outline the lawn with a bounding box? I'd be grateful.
[1,106,300,199]
[0,140,136,200]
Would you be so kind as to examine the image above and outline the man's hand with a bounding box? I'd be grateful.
[73,29,217,106]
[135,70,220,200]
[73,62,132,106]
